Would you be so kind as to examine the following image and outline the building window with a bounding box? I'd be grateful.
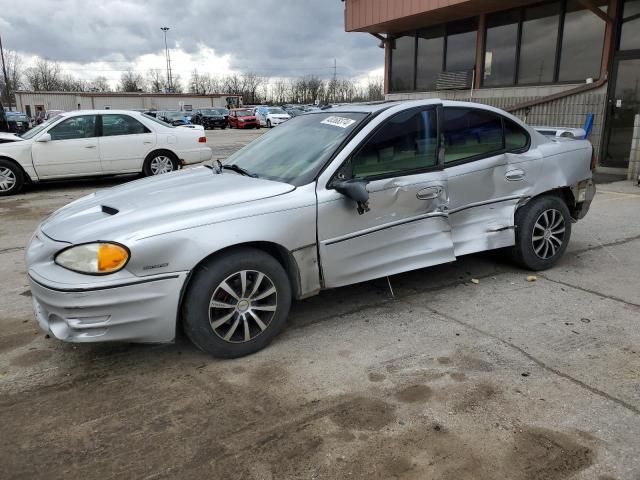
[558,0,607,82]
[416,26,445,91]
[518,2,562,85]
[483,10,520,87]
[620,0,640,51]
[446,19,478,72]
[390,35,416,92]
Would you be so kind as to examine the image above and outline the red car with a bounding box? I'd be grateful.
[228,109,261,129]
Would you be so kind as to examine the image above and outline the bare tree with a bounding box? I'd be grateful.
[189,69,213,94]
[145,69,165,93]
[241,72,263,104]
[89,76,111,92]
[24,58,62,91]
[119,69,145,92]
[0,49,22,105]
[171,74,183,93]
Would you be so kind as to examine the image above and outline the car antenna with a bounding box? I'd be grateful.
[386,276,395,299]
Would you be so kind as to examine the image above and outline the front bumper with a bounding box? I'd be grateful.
[29,272,189,343]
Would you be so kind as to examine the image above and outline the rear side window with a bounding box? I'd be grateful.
[102,114,150,137]
[443,108,504,164]
[504,119,530,151]
[352,108,439,178]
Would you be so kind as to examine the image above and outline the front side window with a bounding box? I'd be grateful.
[443,108,504,164]
[102,114,150,137]
[390,35,416,92]
[48,115,97,141]
[518,2,561,85]
[352,109,438,179]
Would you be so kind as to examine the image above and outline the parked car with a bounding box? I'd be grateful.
[192,108,228,129]
[0,109,212,195]
[255,107,291,128]
[5,112,32,134]
[156,110,190,126]
[228,108,261,129]
[0,131,23,143]
[283,107,305,118]
[25,100,595,358]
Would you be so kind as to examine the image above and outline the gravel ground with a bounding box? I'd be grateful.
[1,128,639,479]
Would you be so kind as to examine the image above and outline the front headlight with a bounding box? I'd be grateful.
[55,242,130,275]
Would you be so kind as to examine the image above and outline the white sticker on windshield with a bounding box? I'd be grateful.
[321,116,356,129]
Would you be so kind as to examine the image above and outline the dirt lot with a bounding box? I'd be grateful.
[1,128,640,479]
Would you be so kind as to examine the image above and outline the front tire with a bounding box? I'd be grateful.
[143,151,178,177]
[0,159,25,196]
[512,195,572,271]
[182,248,292,358]
[266,120,272,128]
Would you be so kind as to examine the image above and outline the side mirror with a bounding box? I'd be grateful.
[37,133,52,143]
[333,179,371,215]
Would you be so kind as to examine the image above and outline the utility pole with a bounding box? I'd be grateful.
[161,27,173,93]
[331,58,337,103]
[0,34,12,111]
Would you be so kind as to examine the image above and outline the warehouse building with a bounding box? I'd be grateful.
[345,0,640,179]
[15,91,242,118]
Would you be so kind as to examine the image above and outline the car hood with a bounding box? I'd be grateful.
[0,132,23,142]
[41,167,295,243]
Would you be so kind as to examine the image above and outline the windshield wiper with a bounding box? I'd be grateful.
[222,164,258,178]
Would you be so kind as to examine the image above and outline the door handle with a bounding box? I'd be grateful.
[505,169,525,181]
[143,141,153,144]
[85,145,97,149]
[416,186,442,201]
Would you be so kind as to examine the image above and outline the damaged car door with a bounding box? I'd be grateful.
[442,106,543,256]
[317,106,456,288]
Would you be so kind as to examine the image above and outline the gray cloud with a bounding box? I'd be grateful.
[0,0,383,79]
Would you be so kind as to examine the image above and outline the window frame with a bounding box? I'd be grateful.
[47,115,99,141]
[442,107,531,168]
[98,114,151,137]
[335,106,445,183]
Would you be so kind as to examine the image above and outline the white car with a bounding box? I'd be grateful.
[256,107,291,128]
[0,110,213,196]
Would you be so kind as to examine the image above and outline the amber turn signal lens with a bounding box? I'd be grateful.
[97,244,129,273]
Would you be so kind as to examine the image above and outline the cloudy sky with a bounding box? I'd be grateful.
[0,0,384,87]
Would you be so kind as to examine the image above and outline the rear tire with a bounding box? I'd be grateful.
[512,195,572,271]
[143,151,178,177]
[0,159,24,196]
[182,248,292,358]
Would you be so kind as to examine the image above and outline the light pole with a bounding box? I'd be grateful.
[0,34,11,111]
[161,27,173,93]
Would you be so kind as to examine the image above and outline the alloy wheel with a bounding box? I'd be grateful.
[532,209,566,260]
[149,156,175,175]
[208,270,278,344]
[0,167,16,191]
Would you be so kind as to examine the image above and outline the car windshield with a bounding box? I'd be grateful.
[216,108,229,115]
[268,108,286,115]
[236,110,253,116]
[10,114,29,121]
[200,109,219,115]
[20,115,62,139]
[226,112,367,186]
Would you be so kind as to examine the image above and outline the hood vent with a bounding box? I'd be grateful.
[101,205,119,216]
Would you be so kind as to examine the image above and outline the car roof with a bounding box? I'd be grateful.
[60,109,148,116]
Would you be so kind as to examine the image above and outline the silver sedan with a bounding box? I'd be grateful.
[26,100,595,358]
